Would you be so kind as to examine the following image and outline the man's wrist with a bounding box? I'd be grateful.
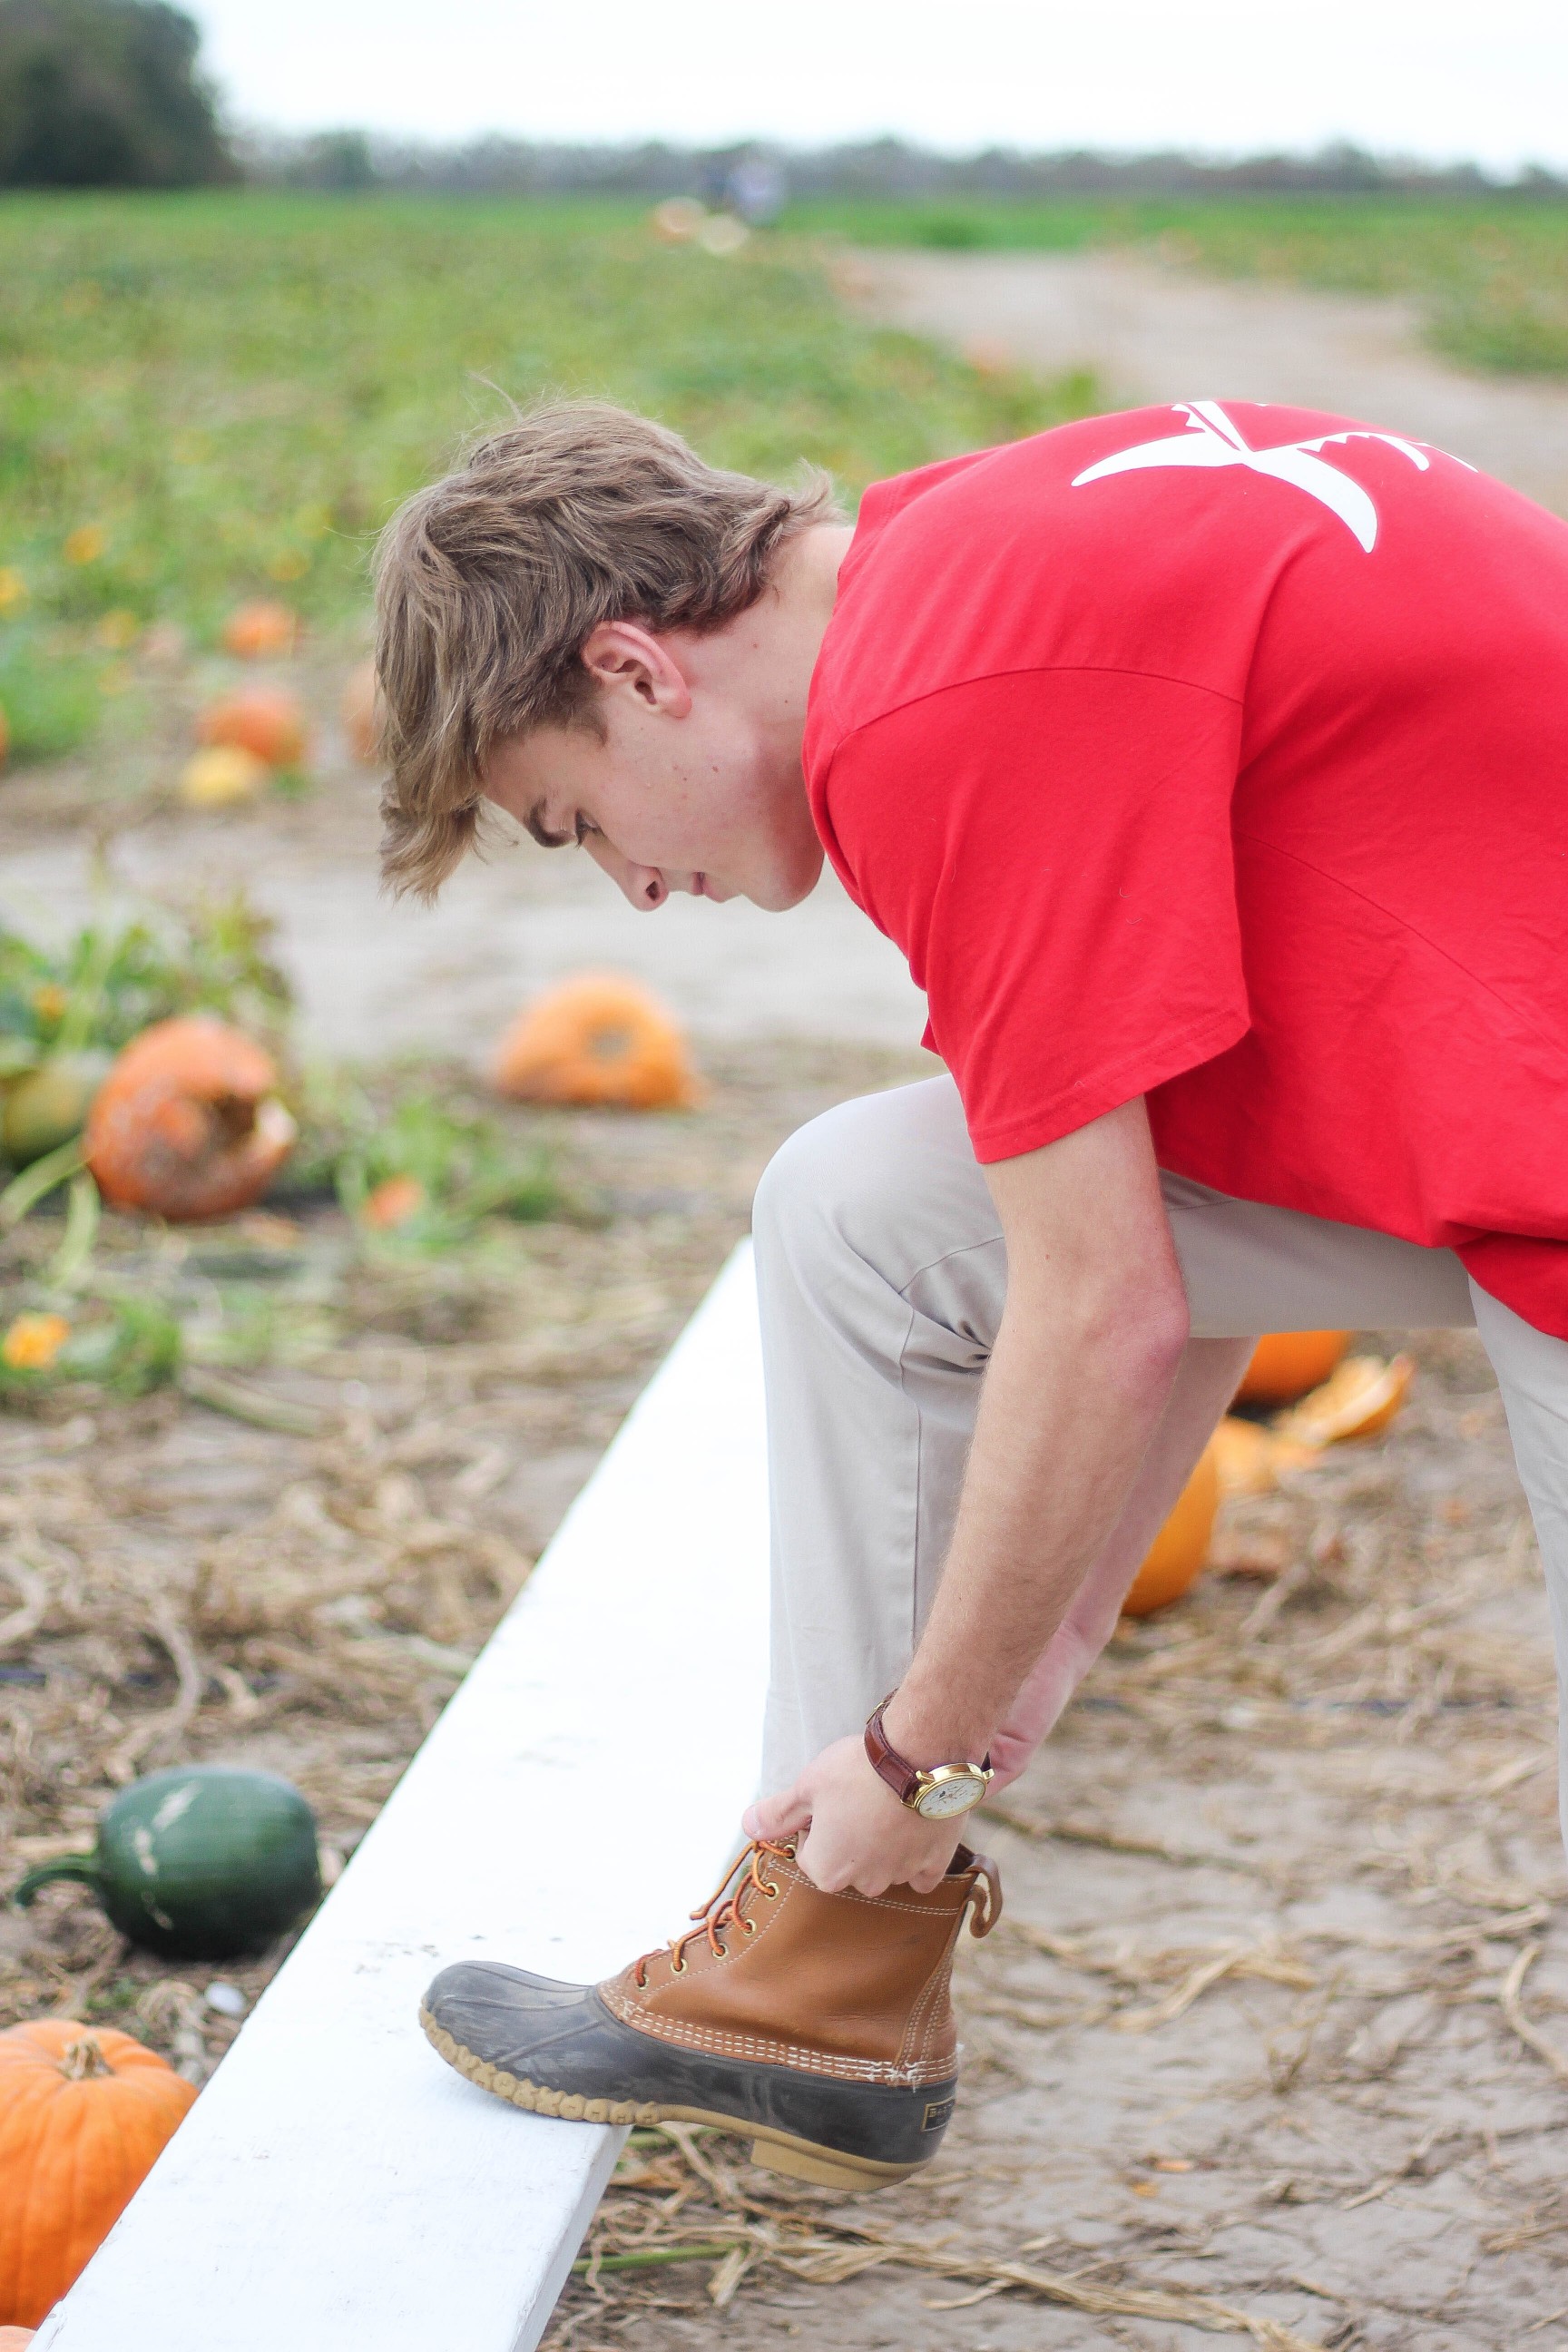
[879,1688,993,1770]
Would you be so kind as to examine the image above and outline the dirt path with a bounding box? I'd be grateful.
[844,248,1568,512]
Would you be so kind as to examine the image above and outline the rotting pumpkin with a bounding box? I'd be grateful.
[84,1016,297,1221]
[0,2019,196,2327]
[495,972,702,1110]
[1276,1353,1415,1448]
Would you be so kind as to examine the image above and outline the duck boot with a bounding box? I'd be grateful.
[419,1837,1001,2192]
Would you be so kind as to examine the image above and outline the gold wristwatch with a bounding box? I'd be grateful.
[864,1698,994,1819]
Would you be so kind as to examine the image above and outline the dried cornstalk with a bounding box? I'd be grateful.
[1113,1941,1317,2034]
[0,1550,49,1651]
[1004,1921,1314,2015]
[1311,1904,1550,1955]
[1500,1944,1568,2083]
[107,1599,205,1781]
[985,1799,1268,1878]
[755,2218,1328,2350]
[705,2244,754,2308]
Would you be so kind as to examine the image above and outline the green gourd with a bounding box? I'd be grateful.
[1,1052,113,1165]
[12,1766,322,1959]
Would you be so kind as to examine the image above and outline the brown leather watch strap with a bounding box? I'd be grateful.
[864,1699,922,1804]
[865,1698,992,1808]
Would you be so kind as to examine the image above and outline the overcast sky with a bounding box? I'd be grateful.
[186,0,1568,172]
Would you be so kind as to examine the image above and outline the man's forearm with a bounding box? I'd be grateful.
[885,1273,1189,1765]
[981,1335,1257,1781]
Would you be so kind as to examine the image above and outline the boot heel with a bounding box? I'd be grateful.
[750,2136,921,2195]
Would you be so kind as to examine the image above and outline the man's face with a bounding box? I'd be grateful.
[483,624,825,915]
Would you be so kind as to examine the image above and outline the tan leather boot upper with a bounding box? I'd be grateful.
[600,1839,1000,2089]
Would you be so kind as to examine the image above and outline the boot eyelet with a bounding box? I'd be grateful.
[670,1957,687,1975]
[762,1882,780,1900]
[741,1918,757,1936]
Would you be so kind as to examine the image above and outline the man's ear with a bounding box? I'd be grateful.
[580,621,692,719]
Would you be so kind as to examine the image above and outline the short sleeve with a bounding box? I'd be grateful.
[816,669,1250,1161]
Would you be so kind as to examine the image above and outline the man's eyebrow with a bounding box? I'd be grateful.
[523,799,572,849]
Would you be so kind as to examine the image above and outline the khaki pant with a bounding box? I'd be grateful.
[752,1076,1568,1847]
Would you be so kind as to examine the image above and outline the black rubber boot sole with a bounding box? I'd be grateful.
[420,1960,958,2193]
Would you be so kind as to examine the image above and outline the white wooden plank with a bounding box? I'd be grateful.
[38,1242,769,2352]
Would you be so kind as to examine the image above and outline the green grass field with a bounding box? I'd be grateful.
[786,194,1568,377]
[6,187,1565,768]
[0,192,1093,760]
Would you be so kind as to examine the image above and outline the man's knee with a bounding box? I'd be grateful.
[753,1092,906,1285]
[752,1076,990,1299]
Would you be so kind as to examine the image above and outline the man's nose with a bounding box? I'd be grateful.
[617,866,668,911]
[586,836,667,910]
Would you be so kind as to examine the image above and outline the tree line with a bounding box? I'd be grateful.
[2,0,1563,200]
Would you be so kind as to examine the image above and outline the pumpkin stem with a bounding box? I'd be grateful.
[58,2030,115,2080]
[11,1851,100,1907]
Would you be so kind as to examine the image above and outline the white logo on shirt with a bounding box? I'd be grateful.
[1071,399,1441,552]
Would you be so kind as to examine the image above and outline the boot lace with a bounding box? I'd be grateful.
[633,1838,792,1986]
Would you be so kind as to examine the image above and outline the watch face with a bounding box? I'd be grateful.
[915,1773,985,1819]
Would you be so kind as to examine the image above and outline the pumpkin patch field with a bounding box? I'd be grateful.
[2,194,1568,2347]
[0,191,1092,777]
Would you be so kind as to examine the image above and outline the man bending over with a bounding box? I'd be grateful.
[383,397,1568,2193]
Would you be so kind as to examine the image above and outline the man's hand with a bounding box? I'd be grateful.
[742,1736,965,1895]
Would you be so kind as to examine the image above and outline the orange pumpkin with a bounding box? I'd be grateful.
[361,1172,425,1230]
[495,974,701,1110]
[84,1016,297,1221]
[1234,1329,1350,1408]
[1122,1437,1221,1617]
[221,600,299,659]
[0,2019,196,2326]
[196,687,309,769]
[341,660,383,765]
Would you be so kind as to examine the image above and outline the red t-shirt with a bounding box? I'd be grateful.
[803,402,1568,1339]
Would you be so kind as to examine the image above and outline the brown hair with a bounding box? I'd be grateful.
[374,400,839,899]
